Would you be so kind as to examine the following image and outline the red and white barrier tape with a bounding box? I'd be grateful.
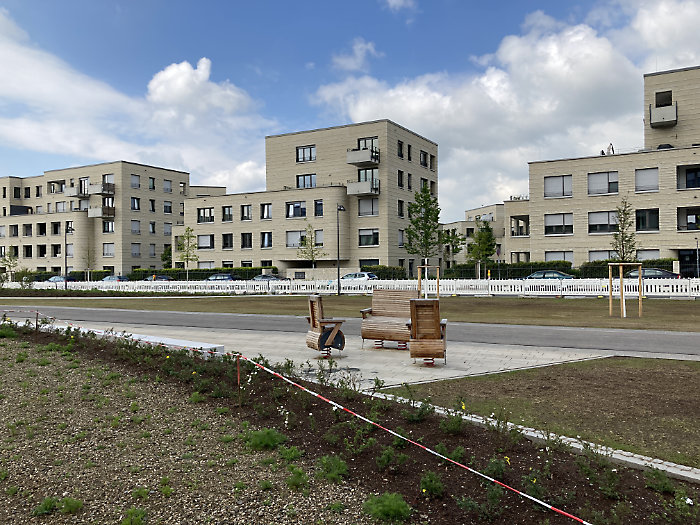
[234,352,593,525]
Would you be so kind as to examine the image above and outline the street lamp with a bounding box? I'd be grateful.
[695,237,699,278]
[336,204,345,296]
[64,221,74,290]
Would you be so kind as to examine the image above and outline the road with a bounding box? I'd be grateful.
[4,304,698,358]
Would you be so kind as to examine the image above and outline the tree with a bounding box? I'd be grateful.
[467,220,496,277]
[442,228,467,267]
[405,184,442,264]
[0,254,19,282]
[297,220,327,268]
[177,226,199,281]
[611,195,636,262]
[161,245,172,268]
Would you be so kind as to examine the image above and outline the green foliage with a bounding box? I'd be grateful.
[296,219,327,267]
[363,492,412,522]
[419,471,444,499]
[467,220,497,272]
[401,400,435,423]
[578,258,676,278]
[127,265,277,281]
[244,428,287,450]
[439,413,464,435]
[405,184,442,260]
[187,391,206,403]
[278,445,305,463]
[442,227,467,266]
[376,446,408,472]
[611,195,636,262]
[644,468,675,494]
[259,480,274,491]
[176,226,199,280]
[483,456,507,481]
[521,469,548,500]
[121,507,147,525]
[327,501,345,514]
[161,245,172,268]
[456,485,504,521]
[0,325,17,338]
[360,265,407,279]
[285,464,309,491]
[131,487,149,499]
[316,455,348,483]
[59,497,83,514]
[32,497,58,516]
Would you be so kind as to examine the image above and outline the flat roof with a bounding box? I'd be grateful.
[644,64,700,78]
[44,160,188,175]
[528,144,700,165]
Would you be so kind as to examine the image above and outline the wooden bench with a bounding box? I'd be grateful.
[360,289,418,349]
[306,295,345,358]
[407,299,447,366]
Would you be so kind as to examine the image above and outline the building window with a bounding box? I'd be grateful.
[164,222,172,236]
[222,261,233,268]
[429,154,436,170]
[359,228,379,246]
[197,207,214,223]
[241,232,252,249]
[51,222,61,235]
[398,170,404,188]
[587,171,618,195]
[398,229,404,247]
[397,140,404,158]
[13,187,20,198]
[37,223,46,236]
[241,260,253,267]
[131,197,140,210]
[260,203,271,220]
[407,173,412,190]
[240,204,252,221]
[398,200,404,218]
[589,250,617,262]
[23,224,32,236]
[197,235,214,249]
[260,231,272,248]
[131,220,141,234]
[637,249,660,260]
[163,201,172,214]
[286,230,305,247]
[163,179,172,193]
[677,207,700,231]
[315,230,323,247]
[286,201,306,218]
[407,144,412,161]
[420,150,428,167]
[23,245,32,258]
[148,199,155,212]
[261,260,272,267]
[544,175,572,198]
[103,243,115,257]
[37,245,46,257]
[430,180,436,195]
[358,136,378,150]
[9,225,18,237]
[636,209,659,231]
[36,186,42,197]
[545,251,573,263]
[148,177,156,190]
[131,174,140,189]
[655,90,672,107]
[635,167,659,192]
[296,174,316,188]
[679,167,700,189]
[222,233,233,249]
[544,213,573,235]
[314,199,323,217]
[296,145,316,162]
[359,258,379,267]
[358,168,378,182]
[149,221,156,234]
[103,220,114,233]
[358,197,379,216]
[56,202,66,213]
[222,206,233,222]
[24,187,30,199]
[131,243,141,257]
[588,211,618,233]
[149,244,156,257]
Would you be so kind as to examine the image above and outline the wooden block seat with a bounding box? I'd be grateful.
[360,289,419,348]
[407,298,447,366]
[306,295,345,358]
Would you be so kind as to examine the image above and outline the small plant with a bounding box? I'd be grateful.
[59,497,83,514]
[131,487,149,499]
[392,426,408,449]
[522,469,547,500]
[6,485,18,496]
[159,477,174,497]
[344,428,377,456]
[420,471,444,499]
[278,445,305,462]
[121,507,147,525]
[439,413,465,435]
[244,428,287,450]
[401,400,435,423]
[363,492,412,522]
[0,469,8,481]
[327,501,345,514]
[32,496,58,516]
[376,446,408,472]
[483,456,508,481]
[316,455,348,483]
[455,485,504,521]
[259,480,273,491]
[219,434,235,443]
[645,467,675,494]
[285,464,309,491]
[188,391,206,403]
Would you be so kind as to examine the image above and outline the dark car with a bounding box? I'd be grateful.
[625,268,681,279]
[102,275,129,282]
[47,275,76,282]
[143,275,174,281]
[252,274,287,281]
[206,273,242,281]
[524,270,574,279]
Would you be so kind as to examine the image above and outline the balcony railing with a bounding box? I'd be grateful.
[347,178,380,196]
[87,206,115,218]
[88,182,115,195]
[649,103,677,128]
[346,147,380,167]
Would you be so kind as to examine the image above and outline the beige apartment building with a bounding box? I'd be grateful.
[174,120,439,278]
[461,65,700,276]
[442,203,508,268]
[0,161,220,276]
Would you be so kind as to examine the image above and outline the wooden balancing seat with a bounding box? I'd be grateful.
[360,289,418,349]
[407,298,446,366]
[306,295,345,358]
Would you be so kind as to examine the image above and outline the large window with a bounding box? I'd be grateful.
[677,207,700,231]
[420,150,428,167]
[359,228,379,246]
[637,249,660,260]
[163,201,172,214]
[130,174,140,189]
[296,174,316,188]
[286,230,305,248]
[260,231,272,248]
[358,136,378,150]
[131,243,141,257]
[544,213,573,235]
[636,209,659,231]
[163,222,172,236]
[314,230,323,247]
[222,233,233,249]
[545,251,573,263]
[222,206,233,222]
[103,220,114,233]
[358,168,378,182]
[149,199,156,212]
[358,197,379,216]
[286,201,306,218]
[163,179,172,193]
[397,140,404,158]
[131,220,141,234]
[131,197,140,211]
[149,221,156,234]
[197,235,214,249]
[397,170,404,188]
[260,203,271,220]
[241,205,252,220]
[296,145,316,162]
[241,232,252,249]
[103,243,115,257]
[588,211,618,233]
[314,199,323,217]
[149,244,156,257]
[678,167,700,189]
[398,229,404,247]
[544,175,572,198]
[589,250,617,262]
[587,171,618,195]
[197,207,214,223]
[148,177,156,190]
[398,200,404,218]
[635,167,659,192]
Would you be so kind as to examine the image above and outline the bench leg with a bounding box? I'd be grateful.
[397,342,407,351]
[374,340,384,349]
[423,358,435,367]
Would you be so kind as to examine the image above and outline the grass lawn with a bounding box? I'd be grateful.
[1,294,700,331]
[384,357,700,469]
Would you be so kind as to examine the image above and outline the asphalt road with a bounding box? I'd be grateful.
[4,304,698,357]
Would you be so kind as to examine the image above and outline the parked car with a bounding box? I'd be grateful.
[143,275,174,281]
[252,274,287,281]
[625,268,681,279]
[524,270,574,279]
[341,272,379,280]
[206,273,242,281]
[47,275,76,282]
[102,275,129,282]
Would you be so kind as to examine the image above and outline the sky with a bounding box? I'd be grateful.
[1,0,699,222]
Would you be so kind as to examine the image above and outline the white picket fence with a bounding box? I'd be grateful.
[11,277,700,298]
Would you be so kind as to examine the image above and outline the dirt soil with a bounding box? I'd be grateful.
[0,327,698,524]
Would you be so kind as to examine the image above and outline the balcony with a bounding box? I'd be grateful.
[649,103,677,128]
[65,186,89,197]
[347,179,380,196]
[87,206,115,218]
[88,182,115,195]
[347,147,380,167]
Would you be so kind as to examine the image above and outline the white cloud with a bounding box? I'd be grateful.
[0,9,274,194]
[314,3,655,221]
[332,38,384,72]
[382,0,416,12]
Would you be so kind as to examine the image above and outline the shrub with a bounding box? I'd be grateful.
[483,456,507,481]
[401,400,435,423]
[420,471,444,499]
[645,468,675,494]
[245,428,287,450]
[455,485,504,521]
[316,455,348,483]
[59,497,83,514]
[0,325,17,338]
[278,445,305,462]
[363,492,412,522]
[32,497,58,516]
[285,464,309,491]
[121,507,147,525]
[439,413,464,435]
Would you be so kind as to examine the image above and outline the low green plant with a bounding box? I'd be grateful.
[278,445,304,462]
[0,469,8,481]
[455,484,504,521]
[188,391,206,403]
[131,487,149,499]
[420,471,444,499]
[401,400,435,423]
[376,446,408,472]
[285,464,309,491]
[439,413,465,435]
[219,434,235,443]
[59,497,83,514]
[32,497,58,516]
[483,456,508,481]
[344,428,377,456]
[316,455,348,483]
[645,468,675,494]
[363,492,412,522]
[259,480,274,491]
[327,501,345,514]
[244,428,287,450]
[522,469,548,500]
[121,507,147,525]
[0,325,17,338]
[159,477,174,497]
[6,485,18,496]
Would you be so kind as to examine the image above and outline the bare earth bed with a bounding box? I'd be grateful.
[0,326,698,524]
